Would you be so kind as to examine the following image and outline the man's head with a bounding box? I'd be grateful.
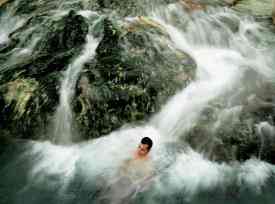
[136,137,153,158]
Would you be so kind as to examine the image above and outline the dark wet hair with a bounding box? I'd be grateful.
[141,137,153,150]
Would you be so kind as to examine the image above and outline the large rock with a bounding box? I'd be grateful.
[73,17,195,139]
[0,9,195,141]
[0,10,89,140]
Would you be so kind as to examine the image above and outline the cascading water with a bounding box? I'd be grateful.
[52,35,99,144]
[0,1,26,46]
[256,121,275,159]
[150,5,274,141]
[1,1,275,204]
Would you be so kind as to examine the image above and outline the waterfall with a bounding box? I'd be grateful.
[150,5,274,141]
[149,9,245,139]
[52,35,99,144]
[256,121,275,159]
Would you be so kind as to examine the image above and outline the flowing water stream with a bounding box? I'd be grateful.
[1,1,275,204]
[52,35,99,144]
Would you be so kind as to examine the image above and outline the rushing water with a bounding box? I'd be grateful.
[150,5,275,140]
[52,35,99,144]
[1,2,275,204]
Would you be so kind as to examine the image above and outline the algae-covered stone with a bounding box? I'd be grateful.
[0,76,58,140]
[0,6,195,141]
[0,10,90,140]
[73,17,195,139]
[3,78,38,119]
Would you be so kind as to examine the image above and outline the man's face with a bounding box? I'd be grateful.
[137,143,150,157]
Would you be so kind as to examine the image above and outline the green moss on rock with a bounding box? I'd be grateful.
[3,78,38,118]
[73,17,195,139]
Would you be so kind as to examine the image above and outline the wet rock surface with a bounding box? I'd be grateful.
[73,17,193,139]
[0,10,90,141]
[0,3,194,141]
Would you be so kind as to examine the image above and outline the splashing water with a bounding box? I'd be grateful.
[2,129,275,204]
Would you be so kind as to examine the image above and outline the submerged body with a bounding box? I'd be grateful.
[99,137,154,204]
[106,158,154,204]
[120,157,154,183]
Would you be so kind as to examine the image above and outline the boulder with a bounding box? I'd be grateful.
[0,11,195,141]
[0,10,89,140]
[73,17,195,139]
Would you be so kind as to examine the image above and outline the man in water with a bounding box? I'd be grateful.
[100,137,154,204]
[135,137,153,159]
[120,137,154,176]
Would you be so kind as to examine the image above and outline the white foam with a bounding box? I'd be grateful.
[78,10,99,19]
[150,27,244,140]
[0,33,9,45]
[155,150,274,200]
[164,150,226,196]
[238,159,273,193]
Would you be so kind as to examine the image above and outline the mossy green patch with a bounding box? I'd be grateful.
[4,78,38,119]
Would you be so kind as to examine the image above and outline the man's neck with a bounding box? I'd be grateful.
[133,152,149,160]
